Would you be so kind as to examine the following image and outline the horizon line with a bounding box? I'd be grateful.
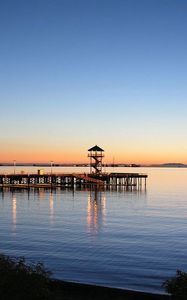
[0,162,186,166]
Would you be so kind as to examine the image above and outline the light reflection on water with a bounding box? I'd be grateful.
[87,190,106,236]
[0,167,187,293]
[12,194,17,233]
[49,192,54,224]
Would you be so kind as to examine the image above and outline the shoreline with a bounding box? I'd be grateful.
[49,279,171,300]
[0,163,187,168]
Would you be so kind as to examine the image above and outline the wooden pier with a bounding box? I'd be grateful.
[0,146,148,190]
[0,172,147,189]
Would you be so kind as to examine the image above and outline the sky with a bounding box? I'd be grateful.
[0,0,187,164]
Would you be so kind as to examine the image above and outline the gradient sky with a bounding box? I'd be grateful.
[1,0,187,163]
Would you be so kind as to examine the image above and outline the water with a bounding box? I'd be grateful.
[0,167,187,294]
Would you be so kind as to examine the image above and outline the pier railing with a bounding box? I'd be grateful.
[0,172,147,189]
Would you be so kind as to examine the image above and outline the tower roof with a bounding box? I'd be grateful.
[88,145,104,152]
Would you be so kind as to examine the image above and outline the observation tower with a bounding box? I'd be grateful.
[88,145,104,174]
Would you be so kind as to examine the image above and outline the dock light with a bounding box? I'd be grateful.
[50,161,54,175]
[13,160,16,175]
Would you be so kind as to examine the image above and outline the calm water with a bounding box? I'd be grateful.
[0,167,187,294]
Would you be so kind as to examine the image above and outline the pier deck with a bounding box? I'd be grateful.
[0,172,147,189]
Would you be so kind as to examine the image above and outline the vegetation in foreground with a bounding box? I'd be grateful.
[0,254,53,300]
[0,253,174,300]
[163,270,187,300]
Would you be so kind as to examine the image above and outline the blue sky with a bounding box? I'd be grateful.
[0,0,187,163]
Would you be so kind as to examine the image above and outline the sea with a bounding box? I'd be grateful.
[0,166,187,294]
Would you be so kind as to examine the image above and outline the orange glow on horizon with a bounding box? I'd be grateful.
[0,144,187,164]
[0,153,186,164]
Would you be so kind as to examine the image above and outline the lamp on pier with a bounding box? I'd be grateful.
[50,161,54,175]
[13,160,16,175]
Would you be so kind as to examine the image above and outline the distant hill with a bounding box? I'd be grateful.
[162,163,187,167]
[149,163,187,168]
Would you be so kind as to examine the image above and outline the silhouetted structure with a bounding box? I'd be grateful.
[88,145,104,174]
[0,172,147,189]
[0,147,148,189]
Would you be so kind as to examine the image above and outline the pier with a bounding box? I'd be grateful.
[0,146,147,189]
[0,172,147,189]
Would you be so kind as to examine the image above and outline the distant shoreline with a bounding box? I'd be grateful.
[0,163,187,168]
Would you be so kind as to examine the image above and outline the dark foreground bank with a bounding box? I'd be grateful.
[49,279,171,300]
[0,254,172,300]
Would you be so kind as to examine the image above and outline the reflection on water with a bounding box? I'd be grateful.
[87,189,106,235]
[38,188,45,201]
[49,192,54,224]
[12,193,17,232]
[0,167,187,294]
